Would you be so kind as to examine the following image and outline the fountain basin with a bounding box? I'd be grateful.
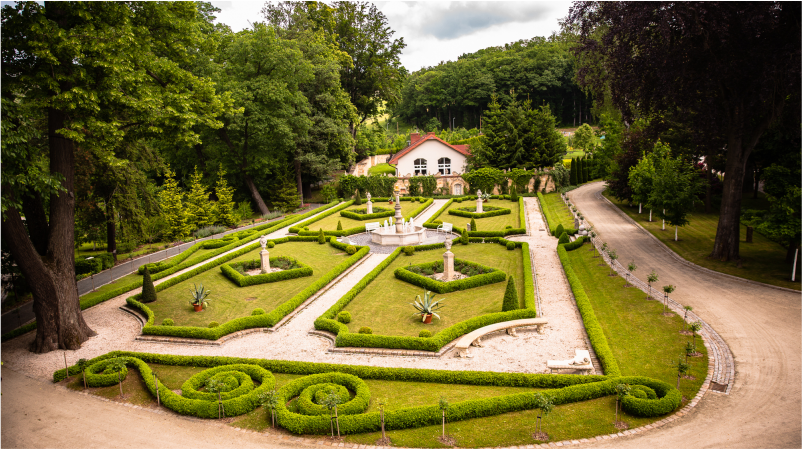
[370,226,427,246]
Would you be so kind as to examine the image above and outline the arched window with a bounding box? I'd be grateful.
[438,157,451,175]
[414,158,427,175]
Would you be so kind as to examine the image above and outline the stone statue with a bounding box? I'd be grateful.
[259,235,268,250]
[366,192,371,202]
[444,238,452,251]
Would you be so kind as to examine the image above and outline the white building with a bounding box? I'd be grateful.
[388,132,470,178]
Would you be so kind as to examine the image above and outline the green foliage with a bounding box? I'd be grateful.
[396,260,505,294]
[345,245,356,255]
[574,124,594,151]
[337,221,343,230]
[162,319,174,326]
[461,228,469,245]
[159,165,192,241]
[403,246,415,256]
[186,166,214,231]
[462,168,505,194]
[220,257,313,287]
[358,327,373,334]
[214,165,238,227]
[337,311,352,324]
[267,241,275,249]
[354,191,362,205]
[506,241,516,250]
[407,176,437,197]
[470,218,478,231]
[189,283,212,308]
[251,308,265,316]
[555,223,565,237]
[318,229,326,244]
[141,266,157,304]
[501,277,519,311]
[339,207,394,221]
[558,232,570,244]
[208,321,219,328]
[272,174,302,213]
[448,206,511,219]
[418,330,432,338]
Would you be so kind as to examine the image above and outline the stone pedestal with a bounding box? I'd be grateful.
[476,189,483,213]
[260,250,270,274]
[443,250,455,281]
[366,200,373,214]
[394,191,404,234]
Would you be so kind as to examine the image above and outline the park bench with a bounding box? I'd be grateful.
[365,222,380,233]
[338,236,353,245]
[454,318,547,358]
[547,349,594,374]
[437,222,453,234]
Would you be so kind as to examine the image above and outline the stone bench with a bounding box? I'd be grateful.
[454,318,547,358]
[547,349,594,374]
[365,222,380,232]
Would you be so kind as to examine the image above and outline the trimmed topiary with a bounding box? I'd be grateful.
[555,223,565,238]
[506,241,515,250]
[337,221,343,230]
[358,326,372,334]
[558,232,570,244]
[162,318,174,326]
[251,308,265,316]
[317,228,325,244]
[470,218,477,232]
[419,330,432,338]
[510,190,518,202]
[208,321,219,328]
[141,266,157,303]
[403,246,415,256]
[345,245,357,255]
[267,241,275,248]
[461,228,469,245]
[501,276,519,311]
[337,311,352,324]
[354,192,362,205]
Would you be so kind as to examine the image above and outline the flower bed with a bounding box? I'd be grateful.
[220,257,312,287]
[394,259,506,294]
[448,205,511,219]
[339,206,395,221]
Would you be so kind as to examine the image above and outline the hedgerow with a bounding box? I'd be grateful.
[448,205,511,219]
[424,197,525,237]
[394,259,506,294]
[339,207,394,221]
[537,192,577,236]
[220,257,312,287]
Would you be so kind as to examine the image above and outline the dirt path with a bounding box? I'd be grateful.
[567,182,801,448]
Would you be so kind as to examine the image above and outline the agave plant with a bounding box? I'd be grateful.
[189,283,212,308]
[411,290,445,320]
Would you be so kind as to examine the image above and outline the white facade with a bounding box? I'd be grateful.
[394,140,468,177]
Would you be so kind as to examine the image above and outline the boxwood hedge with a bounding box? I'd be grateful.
[448,205,511,219]
[394,259,506,294]
[339,207,394,221]
[537,192,577,236]
[424,196,525,237]
[220,257,312,287]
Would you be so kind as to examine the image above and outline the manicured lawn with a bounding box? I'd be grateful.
[604,191,800,291]
[343,243,525,337]
[145,242,351,327]
[565,246,708,400]
[539,192,575,234]
[433,198,521,232]
[304,201,422,231]
[368,163,396,176]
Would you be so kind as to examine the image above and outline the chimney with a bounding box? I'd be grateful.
[409,133,421,145]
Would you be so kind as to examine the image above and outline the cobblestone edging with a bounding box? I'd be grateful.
[563,186,735,394]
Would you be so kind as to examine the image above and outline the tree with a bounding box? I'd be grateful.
[438,396,449,440]
[662,285,676,315]
[688,321,702,352]
[213,165,237,227]
[573,124,594,151]
[501,277,519,311]
[532,392,554,439]
[76,358,89,390]
[649,144,703,241]
[272,173,302,213]
[558,232,570,245]
[614,383,631,425]
[568,2,801,261]
[1,2,228,353]
[626,261,637,287]
[108,357,128,398]
[646,270,658,300]
[570,158,577,185]
[258,390,280,428]
[318,229,326,244]
[470,218,477,232]
[158,166,192,241]
[628,151,656,215]
[462,167,505,195]
[320,391,343,437]
[527,105,566,168]
[606,249,618,275]
[141,266,157,304]
[186,166,213,231]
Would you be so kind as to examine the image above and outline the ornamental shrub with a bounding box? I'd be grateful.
[505,225,512,229]
[501,277,519,311]
[470,218,477,232]
[141,266,157,303]
[317,229,325,244]
[162,318,174,326]
[510,190,518,202]
[506,241,515,250]
[345,245,357,255]
[337,311,352,324]
[358,327,372,334]
[419,330,432,338]
[208,321,219,328]
[354,192,362,205]
[403,246,415,256]
[555,223,565,237]
[337,221,343,231]
[251,308,265,316]
[461,229,469,245]
[267,241,275,249]
[558,232,570,244]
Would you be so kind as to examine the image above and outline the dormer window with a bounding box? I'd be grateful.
[438,157,451,175]
[414,158,427,175]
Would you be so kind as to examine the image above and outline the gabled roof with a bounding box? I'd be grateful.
[387,132,471,165]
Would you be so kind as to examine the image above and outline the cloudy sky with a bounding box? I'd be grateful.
[212,1,573,71]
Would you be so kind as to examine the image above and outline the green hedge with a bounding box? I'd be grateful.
[394,259,506,294]
[138,243,204,274]
[293,199,434,237]
[2,202,340,343]
[125,238,369,340]
[448,205,511,219]
[220,257,313,287]
[339,207,394,221]
[557,242,622,377]
[52,351,678,434]
[424,197,525,237]
[562,236,586,251]
[536,192,577,236]
[314,239,536,352]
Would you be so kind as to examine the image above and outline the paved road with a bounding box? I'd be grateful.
[567,182,801,448]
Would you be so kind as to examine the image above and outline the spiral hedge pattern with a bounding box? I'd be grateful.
[59,353,682,434]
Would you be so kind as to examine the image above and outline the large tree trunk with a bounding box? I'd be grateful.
[106,201,117,261]
[243,174,270,215]
[710,137,748,261]
[2,107,96,353]
[294,159,303,196]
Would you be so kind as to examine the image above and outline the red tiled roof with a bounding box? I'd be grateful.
[387,132,471,165]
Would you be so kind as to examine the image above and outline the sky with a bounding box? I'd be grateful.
[211,1,573,71]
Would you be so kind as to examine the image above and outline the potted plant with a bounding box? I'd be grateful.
[481,192,491,202]
[411,290,445,324]
[189,283,211,311]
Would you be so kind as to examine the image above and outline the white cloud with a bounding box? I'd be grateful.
[213,1,572,71]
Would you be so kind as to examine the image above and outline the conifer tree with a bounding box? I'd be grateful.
[141,266,157,303]
[570,158,577,185]
[318,228,326,244]
[272,174,300,213]
[558,232,570,244]
[186,166,213,231]
[158,165,191,240]
[337,221,343,230]
[470,218,477,232]
[478,93,506,167]
[354,191,362,205]
[555,223,565,237]
[501,276,519,311]
[461,228,469,245]
[213,165,237,227]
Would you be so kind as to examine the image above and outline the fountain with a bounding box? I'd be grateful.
[370,185,427,246]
